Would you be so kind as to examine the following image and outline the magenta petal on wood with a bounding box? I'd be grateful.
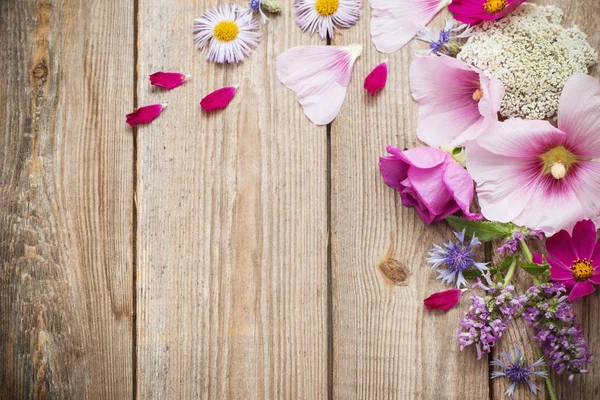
[149,72,190,89]
[424,288,462,310]
[364,61,388,96]
[200,86,238,112]
[126,104,165,126]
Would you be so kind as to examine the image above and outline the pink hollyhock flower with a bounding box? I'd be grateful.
[424,288,463,310]
[276,44,362,125]
[449,0,526,25]
[409,55,504,147]
[370,0,451,53]
[467,73,600,235]
[149,72,190,90]
[126,104,166,127]
[364,60,387,96]
[200,86,238,112]
[546,220,600,301]
[379,146,480,224]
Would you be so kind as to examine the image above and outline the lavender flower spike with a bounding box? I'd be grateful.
[491,344,548,398]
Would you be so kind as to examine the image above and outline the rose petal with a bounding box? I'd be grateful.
[126,104,165,126]
[200,86,238,112]
[569,280,596,301]
[364,61,388,96]
[424,288,463,310]
[149,72,189,90]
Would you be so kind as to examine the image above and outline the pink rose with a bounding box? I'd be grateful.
[379,146,480,224]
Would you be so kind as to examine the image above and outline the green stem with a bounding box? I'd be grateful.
[504,257,518,284]
[536,347,558,400]
[520,240,533,263]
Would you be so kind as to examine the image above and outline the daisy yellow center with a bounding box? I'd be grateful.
[540,146,578,179]
[315,0,339,16]
[570,259,594,281]
[213,21,239,42]
[484,0,507,14]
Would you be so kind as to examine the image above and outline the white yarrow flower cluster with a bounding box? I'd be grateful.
[458,4,598,120]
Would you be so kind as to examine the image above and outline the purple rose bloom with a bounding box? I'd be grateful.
[379,146,480,224]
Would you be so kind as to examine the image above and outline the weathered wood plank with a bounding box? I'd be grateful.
[136,1,328,398]
[0,0,134,398]
[330,9,488,399]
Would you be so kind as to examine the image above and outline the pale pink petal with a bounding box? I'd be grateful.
[370,0,449,53]
[442,161,475,217]
[394,146,447,169]
[364,61,388,96]
[407,163,453,216]
[477,71,505,121]
[571,220,597,260]
[126,104,165,126]
[149,72,189,90]
[558,73,600,159]
[200,86,238,112]
[276,44,361,125]
[569,281,595,301]
[546,230,577,267]
[379,156,409,192]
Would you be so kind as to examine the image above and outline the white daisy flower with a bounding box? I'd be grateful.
[193,5,260,64]
[294,0,361,40]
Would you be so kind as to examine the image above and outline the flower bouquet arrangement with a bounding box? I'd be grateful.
[378,2,598,398]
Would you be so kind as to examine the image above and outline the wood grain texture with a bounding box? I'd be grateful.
[135,0,328,398]
[0,0,134,398]
[330,9,488,399]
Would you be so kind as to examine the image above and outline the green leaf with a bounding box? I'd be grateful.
[462,269,484,279]
[520,262,549,276]
[445,216,514,242]
[461,256,514,280]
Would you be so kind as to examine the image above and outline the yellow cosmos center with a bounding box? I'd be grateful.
[315,0,340,16]
[540,146,578,180]
[213,21,239,42]
[484,0,507,14]
[570,259,594,281]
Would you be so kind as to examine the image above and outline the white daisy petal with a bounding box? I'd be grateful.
[294,0,361,40]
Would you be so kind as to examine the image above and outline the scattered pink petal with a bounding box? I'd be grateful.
[149,72,190,90]
[424,288,463,310]
[200,86,238,112]
[276,44,362,125]
[126,104,166,127]
[364,61,388,96]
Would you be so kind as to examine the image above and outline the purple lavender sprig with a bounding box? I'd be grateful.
[522,283,592,382]
[497,229,544,256]
[458,274,527,359]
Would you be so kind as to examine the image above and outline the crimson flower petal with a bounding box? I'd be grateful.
[570,219,597,260]
[200,86,238,112]
[569,281,596,301]
[149,72,190,90]
[126,104,165,127]
[424,288,463,310]
[364,61,388,96]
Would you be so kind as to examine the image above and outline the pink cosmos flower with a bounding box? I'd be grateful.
[546,220,600,301]
[364,61,387,96]
[149,72,190,90]
[370,0,450,53]
[126,104,166,127]
[467,73,600,235]
[449,0,525,25]
[276,44,362,125]
[200,86,238,112]
[409,55,504,147]
[379,146,480,224]
[424,288,463,310]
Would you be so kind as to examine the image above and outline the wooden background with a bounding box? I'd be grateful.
[1,0,598,398]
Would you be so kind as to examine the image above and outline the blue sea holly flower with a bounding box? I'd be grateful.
[427,229,488,288]
[490,344,548,398]
[415,19,473,56]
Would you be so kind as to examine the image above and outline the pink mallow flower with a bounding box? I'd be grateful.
[409,55,504,147]
[546,219,600,301]
[424,288,464,310]
[379,146,480,224]
[466,73,600,235]
[449,0,526,25]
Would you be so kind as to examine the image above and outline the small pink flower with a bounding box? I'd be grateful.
[424,288,463,310]
[370,0,451,53]
[200,86,238,112]
[546,220,600,301]
[409,54,504,147]
[276,44,362,125]
[449,0,526,25]
[379,146,480,224]
[364,61,387,96]
[149,72,190,90]
[466,73,600,235]
[126,104,166,127]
